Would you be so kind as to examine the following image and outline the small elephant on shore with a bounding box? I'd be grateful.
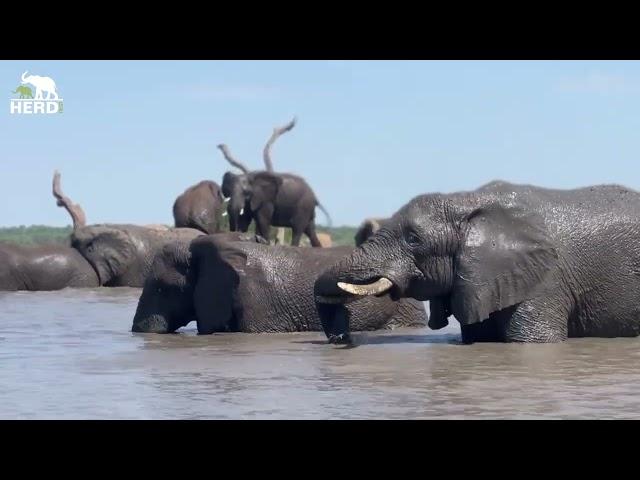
[316,180,640,344]
[131,234,426,334]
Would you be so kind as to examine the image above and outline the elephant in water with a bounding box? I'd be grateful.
[0,242,99,291]
[51,171,205,288]
[0,171,205,292]
[316,180,640,344]
[131,234,426,334]
[173,180,226,234]
[218,117,332,246]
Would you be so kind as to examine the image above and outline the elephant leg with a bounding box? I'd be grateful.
[291,228,303,246]
[253,207,274,242]
[503,295,570,343]
[228,215,237,231]
[304,222,322,247]
[460,313,510,343]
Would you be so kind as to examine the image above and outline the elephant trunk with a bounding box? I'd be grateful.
[132,313,171,333]
[314,237,406,343]
[52,170,87,231]
[315,238,398,302]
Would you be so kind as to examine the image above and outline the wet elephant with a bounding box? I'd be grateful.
[316,180,640,344]
[132,234,427,334]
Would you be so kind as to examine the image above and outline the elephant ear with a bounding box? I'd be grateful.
[450,204,558,325]
[248,172,283,212]
[209,182,225,203]
[191,237,248,334]
[221,171,237,199]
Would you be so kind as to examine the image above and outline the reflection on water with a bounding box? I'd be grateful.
[2,289,640,419]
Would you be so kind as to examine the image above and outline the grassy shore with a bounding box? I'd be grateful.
[0,224,359,247]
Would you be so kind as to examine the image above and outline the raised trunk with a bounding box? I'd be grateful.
[52,170,87,230]
[217,144,249,174]
[263,117,296,172]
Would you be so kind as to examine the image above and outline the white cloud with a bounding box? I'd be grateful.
[556,72,640,94]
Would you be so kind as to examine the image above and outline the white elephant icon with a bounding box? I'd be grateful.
[20,71,59,100]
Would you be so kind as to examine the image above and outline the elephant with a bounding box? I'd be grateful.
[217,118,332,247]
[173,180,225,234]
[21,71,59,100]
[315,180,640,344]
[0,242,99,291]
[131,233,427,334]
[12,85,33,99]
[50,170,204,288]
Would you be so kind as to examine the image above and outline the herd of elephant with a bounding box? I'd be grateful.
[5,118,640,343]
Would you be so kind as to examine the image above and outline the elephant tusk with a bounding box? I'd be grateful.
[224,197,230,203]
[337,277,393,296]
[239,208,244,215]
[222,211,228,217]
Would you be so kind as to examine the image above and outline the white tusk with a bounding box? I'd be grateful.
[337,277,393,296]
[222,211,228,217]
[239,208,244,215]
[224,197,230,203]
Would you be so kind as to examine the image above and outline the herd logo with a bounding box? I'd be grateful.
[10,71,63,115]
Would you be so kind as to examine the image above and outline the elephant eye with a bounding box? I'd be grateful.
[404,230,422,247]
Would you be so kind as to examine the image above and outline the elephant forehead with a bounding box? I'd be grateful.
[255,253,299,283]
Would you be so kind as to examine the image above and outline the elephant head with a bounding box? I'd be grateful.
[53,170,138,285]
[221,170,252,231]
[132,233,269,333]
[217,118,296,234]
[219,149,284,234]
[316,192,559,340]
[131,240,198,333]
[70,225,142,286]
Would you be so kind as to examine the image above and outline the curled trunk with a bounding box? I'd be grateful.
[52,170,87,230]
[263,117,296,172]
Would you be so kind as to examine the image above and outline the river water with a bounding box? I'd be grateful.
[2,288,640,419]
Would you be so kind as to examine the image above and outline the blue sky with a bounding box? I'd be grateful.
[2,60,640,227]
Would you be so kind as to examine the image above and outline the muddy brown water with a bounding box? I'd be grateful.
[1,288,640,419]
